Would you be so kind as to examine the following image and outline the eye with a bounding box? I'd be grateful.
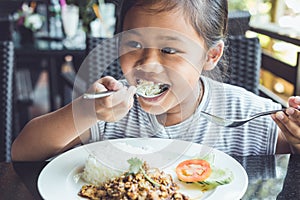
[161,47,177,54]
[127,41,142,49]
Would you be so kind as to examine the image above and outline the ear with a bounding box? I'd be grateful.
[203,41,224,71]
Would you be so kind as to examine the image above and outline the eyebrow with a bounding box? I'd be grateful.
[124,29,185,42]
[159,35,185,43]
[124,29,142,37]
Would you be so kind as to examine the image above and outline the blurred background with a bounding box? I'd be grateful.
[229,0,300,106]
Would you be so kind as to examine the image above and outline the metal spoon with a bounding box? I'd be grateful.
[83,90,115,99]
[83,85,169,99]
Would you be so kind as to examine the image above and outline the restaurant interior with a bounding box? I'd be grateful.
[0,0,300,161]
[0,0,300,199]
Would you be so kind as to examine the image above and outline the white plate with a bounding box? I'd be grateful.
[38,138,248,200]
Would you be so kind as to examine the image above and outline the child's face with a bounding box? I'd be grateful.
[119,6,208,115]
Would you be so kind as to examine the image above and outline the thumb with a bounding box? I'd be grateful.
[99,76,120,91]
[128,85,137,96]
[288,96,300,108]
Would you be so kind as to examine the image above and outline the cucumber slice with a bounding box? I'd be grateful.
[196,167,234,191]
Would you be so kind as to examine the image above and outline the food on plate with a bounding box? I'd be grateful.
[78,158,189,200]
[136,80,169,97]
[81,155,122,186]
[78,153,234,199]
[175,158,233,191]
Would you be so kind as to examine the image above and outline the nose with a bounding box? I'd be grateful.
[137,48,164,73]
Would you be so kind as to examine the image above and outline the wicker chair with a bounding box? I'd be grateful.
[223,35,261,94]
[0,40,14,162]
[85,36,123,85]
[61,36,123,97]
[228,11,251,36]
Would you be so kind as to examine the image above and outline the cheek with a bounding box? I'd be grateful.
[168,61,201,85]
[166,63,201,100]
[119,55,136,84]
[119,52,141,73]
[119,56,131,73]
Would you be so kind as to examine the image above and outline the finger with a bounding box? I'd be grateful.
[102,85,136,108]
[272,114,298,145]
[273,112,300,143]
[288,96,300,108]
[87,81,107,93]
[272,114,289,134]
[285,107,300,126]
[99,76,123,91]
[113,86,136,107]
[100,105,128,122]
[101,86,136,122]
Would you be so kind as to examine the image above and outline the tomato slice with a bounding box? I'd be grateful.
[176,159,212,182]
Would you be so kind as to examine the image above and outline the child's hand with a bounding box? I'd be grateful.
[86,76,136,122]
[272,96,300,153]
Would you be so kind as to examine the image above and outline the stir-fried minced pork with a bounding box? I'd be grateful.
[78,162,189,200]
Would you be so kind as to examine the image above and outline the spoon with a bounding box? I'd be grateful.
[83,90,115,99]
[82,84,169,99]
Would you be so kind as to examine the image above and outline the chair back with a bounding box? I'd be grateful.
[85,36,123,86]
[224,35,261,94]
[0,40,14,162]
[228,11,251,36]
[61,37,123,98]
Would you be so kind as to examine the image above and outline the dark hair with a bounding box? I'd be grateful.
[115,0,229,81]
[116,0,228,49]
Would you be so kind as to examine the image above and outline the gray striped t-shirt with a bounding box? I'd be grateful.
[90,77,281,156]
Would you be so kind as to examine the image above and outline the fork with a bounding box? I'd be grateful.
[200,108,300,127]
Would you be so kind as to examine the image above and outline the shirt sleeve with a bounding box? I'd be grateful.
[89,121,105,143]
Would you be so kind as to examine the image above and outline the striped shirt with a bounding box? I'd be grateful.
[90,77,281,156]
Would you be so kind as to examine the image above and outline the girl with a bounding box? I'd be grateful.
[11,0,300,161]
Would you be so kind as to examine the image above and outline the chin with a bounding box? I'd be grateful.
[139,102,168,115]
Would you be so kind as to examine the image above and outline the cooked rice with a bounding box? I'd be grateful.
[137,80,163,96]
[81,155,122,186]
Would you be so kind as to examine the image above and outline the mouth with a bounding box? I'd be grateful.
[136,79,170,99]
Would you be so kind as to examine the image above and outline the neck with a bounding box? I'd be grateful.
[157,80,203,126]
